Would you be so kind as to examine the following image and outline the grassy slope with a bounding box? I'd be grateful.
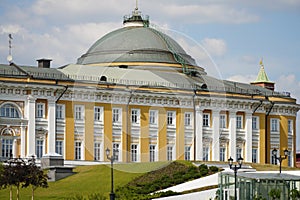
[0,162,168,200]
[0,161,297,199]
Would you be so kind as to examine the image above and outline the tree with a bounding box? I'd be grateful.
[269,188,281,200]
[0,157,27,200]
[0,156,48,200]
[290,189,300,200]
[22,157,48,200]
[253,194,266,200]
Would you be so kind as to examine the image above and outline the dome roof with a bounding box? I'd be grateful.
[77,25,197,67]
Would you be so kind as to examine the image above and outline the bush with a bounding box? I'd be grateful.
[66,193,107,200]
[209,166,219,173]
[116,161,220,200]
[199,164,209,176]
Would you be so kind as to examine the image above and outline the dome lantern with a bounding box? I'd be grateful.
[123,1,149,27]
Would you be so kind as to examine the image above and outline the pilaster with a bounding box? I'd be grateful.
[195,107,203,161]
[212,110,220,161]
[12,139,17,158]
[229,110,237,161]
[26,96,36,157]
[20,123,26,158]
[47,99,56,154]
[245,112,253,162]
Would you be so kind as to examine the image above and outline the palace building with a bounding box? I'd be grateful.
[0,7,298,167]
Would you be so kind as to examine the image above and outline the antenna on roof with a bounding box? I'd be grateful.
[7,34,13,63]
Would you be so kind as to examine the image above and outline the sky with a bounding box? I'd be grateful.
[0,0,300,149]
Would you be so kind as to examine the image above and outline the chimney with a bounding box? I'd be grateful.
[37,58,52,68]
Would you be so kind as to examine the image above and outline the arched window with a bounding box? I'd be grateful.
[0,103,20,118]
[100,76,107,82]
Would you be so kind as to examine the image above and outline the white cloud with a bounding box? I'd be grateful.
[32,0,126,15]
[226,74,257,84]
[160,4,260,24]
[276,74,300,99]
[239,55,258,65]
[201,38,227,57]
[0,22,120,66]
[0,25,23,34]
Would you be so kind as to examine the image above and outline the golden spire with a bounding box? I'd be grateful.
[259,57,264,67]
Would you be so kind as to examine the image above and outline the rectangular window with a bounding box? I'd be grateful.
[220,114,226,128]
[94,142,101,161]
[149,110,157,125]
[220,147,226,162]
[113,143,120,161]
[36,103,45,118]
[271,118,279,132]
[75,142,81,160]
[36,139,44,158]
[75,105,84,120]
[288,120,293,134]
[184,113,192,126]
[236,148,242,159]
[167,111,176,126]
[149,145,156,162]
[55,140,63,156]
[252,148,257,163]
[236,115,243,129]
[94,106,103,122]
[185,146,191,161]
[271,150,278,165]
[167,146,173,161]
[288,151,292,167]
[56,104,65,119]
[131,109,140,124]
[131,144,138,162]
[112,108,121,123]
[1,139,13,158]
[203,114,210,127]
[252,116,259,130]
[203,147,209,161]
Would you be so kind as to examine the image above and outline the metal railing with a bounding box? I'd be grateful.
[0,69,291,97]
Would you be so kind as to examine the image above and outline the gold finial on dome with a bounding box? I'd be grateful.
[135,0,138,11]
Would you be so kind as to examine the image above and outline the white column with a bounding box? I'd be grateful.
[20,123,26,158]
[212,110,220,161]
[245,112,252,162]
[12,139,18,158]
[26,96,36,157]
[229,111,237,161]
[195,108,203,161]
[47,99,56,155]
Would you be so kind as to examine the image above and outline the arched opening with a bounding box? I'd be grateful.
[100,76,107,82]
[0,103,21,118]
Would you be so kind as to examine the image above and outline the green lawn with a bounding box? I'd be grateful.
[0,162,169,200]
[0,161,297,199]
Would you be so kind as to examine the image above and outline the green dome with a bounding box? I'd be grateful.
[77,26,197,67]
